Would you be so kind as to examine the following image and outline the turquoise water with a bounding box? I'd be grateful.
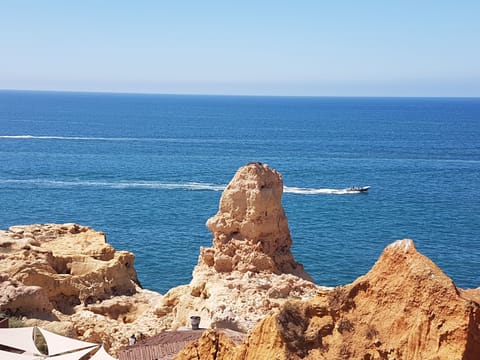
[1,90,479,293]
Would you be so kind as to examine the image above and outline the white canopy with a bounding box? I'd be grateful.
[90,346,117,360]
[37,328,97,356]
[0,327,117,360]
[48,346,98,360]
[0,327,40,355]
[0,350,41,359]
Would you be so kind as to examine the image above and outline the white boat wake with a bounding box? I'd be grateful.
[0,178,368,194]
[283,186,369,195]
[0,179,226,191]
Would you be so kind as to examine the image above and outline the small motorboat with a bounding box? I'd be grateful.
[346,186,370,193]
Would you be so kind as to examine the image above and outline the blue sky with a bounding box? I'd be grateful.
[1,1,479,96]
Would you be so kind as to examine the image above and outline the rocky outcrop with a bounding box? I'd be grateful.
[155,270,319,333]
[174,329,238,360]
[0,223,139,316]
[0,164,320,355]
[0,223,162,354]
[154,163,321,332]
[176,239,480,359]
[3,164,479,359]
[200,162,311,280]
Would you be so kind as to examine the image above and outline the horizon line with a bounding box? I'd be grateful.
[1,88,479,100]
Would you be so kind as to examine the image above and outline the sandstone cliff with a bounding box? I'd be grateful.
[0,163,321,355]
[0,223,139,316]
[0,223,162,354]
[176,239,480,360]
[201,162,311,279]
[2,163,479,360]
[154,162,321,332]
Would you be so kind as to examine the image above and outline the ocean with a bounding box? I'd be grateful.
[1,90,479,293]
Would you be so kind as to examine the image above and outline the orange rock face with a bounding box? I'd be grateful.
[201,162,311,280]
[177,239,480,360]
[174,330,238,360]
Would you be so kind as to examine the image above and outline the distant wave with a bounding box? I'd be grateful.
[0,135,249,144]
[1,178,364,195]
[0,135,160,141]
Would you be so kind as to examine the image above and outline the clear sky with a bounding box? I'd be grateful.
[1,1,479,96]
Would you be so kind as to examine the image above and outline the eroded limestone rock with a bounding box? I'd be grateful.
[154,163,321,332]
[0,223,161,355]
[4,164,478,359]
[0,223,139,316]
[176,239,480,360]
[201,162,311,280]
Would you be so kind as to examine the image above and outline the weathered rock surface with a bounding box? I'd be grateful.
[155,270,319,333]
[201,162,311,280]
[2,164,479,360]
[0,223,162,354]
[174,329,238,360]
[154,162,322,332]
[0,164,321,355]
[0,224,139,316]
[176,239,480,360]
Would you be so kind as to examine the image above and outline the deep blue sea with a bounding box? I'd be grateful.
[1,90,479,293]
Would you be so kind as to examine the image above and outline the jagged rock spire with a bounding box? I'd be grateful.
[199,162,311,280]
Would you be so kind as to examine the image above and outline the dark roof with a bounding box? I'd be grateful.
[118,329,245,360]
